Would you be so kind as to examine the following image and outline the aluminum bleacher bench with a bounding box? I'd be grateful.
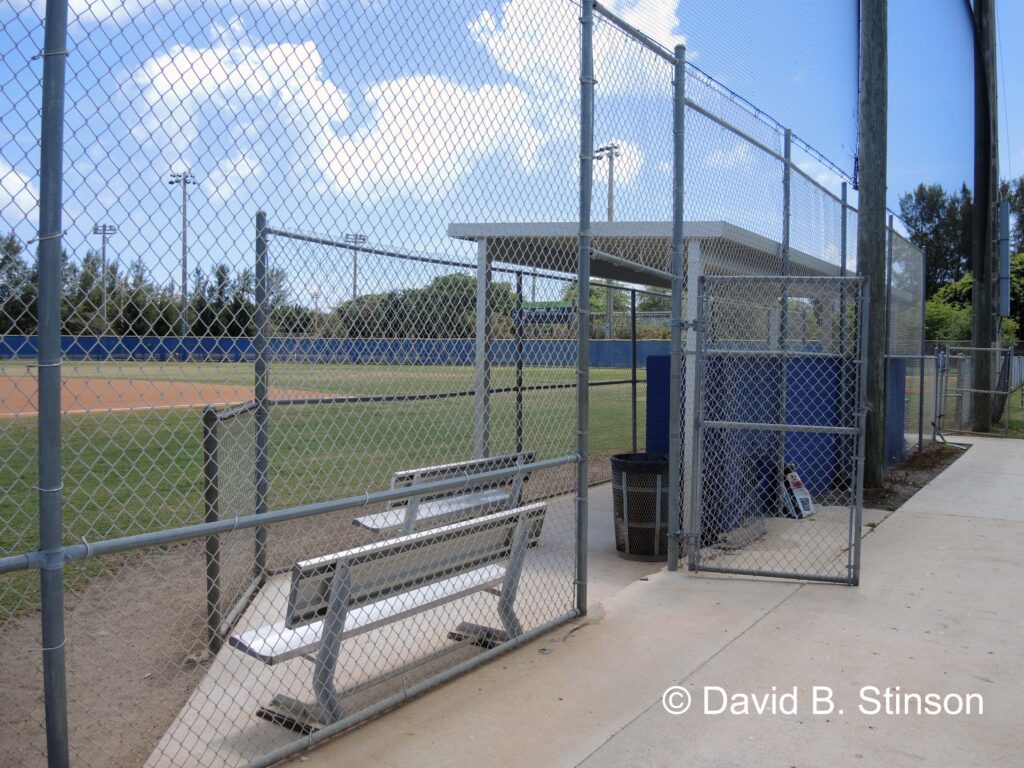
[352,452,535,536]
[229,502,547,733]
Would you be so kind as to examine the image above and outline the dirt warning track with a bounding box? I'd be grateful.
[0,376,326,418]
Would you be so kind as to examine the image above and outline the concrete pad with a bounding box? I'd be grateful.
[147,485,662,766]
[298,570,799,768]
[579,510,1024,768]
[291,436,1024,768]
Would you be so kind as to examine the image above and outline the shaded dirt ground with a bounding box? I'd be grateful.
[863,443,965,512]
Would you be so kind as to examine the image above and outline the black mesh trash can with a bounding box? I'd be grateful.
[611,453,669,561]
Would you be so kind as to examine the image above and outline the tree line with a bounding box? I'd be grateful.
[899,175,1023,343]
[0,236,568,340]
[1,234,277,338]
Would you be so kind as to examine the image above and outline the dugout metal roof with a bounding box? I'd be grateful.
[447,220,840,289]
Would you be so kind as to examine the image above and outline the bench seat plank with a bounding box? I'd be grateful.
[229,564,506,665]
[352,488,511,533]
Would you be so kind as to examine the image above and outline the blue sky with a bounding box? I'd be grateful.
[0,0,1018,305]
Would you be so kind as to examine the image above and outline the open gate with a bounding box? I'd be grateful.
[687,275,868,584]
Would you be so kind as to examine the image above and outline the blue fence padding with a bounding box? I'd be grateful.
[645,355,672,455]
[784,357,842,494]
[885,357,908,467]
[0,335,672,368]
[646,354,843,533]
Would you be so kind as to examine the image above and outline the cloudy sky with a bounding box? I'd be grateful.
[0,0,1015,304]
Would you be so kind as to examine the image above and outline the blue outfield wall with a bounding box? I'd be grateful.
[0,335,671,369]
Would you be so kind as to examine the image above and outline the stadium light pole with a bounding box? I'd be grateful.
[595,142,621,222]
[92,223,117,335]
[344,232,367,300]
[169,170,197,340]
[595,144,621,340]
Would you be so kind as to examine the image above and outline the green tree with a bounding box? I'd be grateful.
[334,272,518,340]
[0,234,36,334]
[637,289,670,313]
[898,183,972,296]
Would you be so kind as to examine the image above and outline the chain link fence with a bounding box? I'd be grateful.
[937,346,1018,437]
[885,226,927,460]
[1,0,920,764]
[2,0,601,765]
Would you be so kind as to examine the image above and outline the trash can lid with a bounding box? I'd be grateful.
[610,452,669,472]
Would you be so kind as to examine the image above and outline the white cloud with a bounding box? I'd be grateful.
[133,19,348,201]
[470,0,684,100]
[319,75,543,201]
[132,21,544,204]
[796,159,846,198]
[614,0,685,51]
[707,142,753,170]
[0,160,38,227]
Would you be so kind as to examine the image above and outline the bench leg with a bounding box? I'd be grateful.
[312,563,349,722]
[258,565,349,732]
[449,515,530,649]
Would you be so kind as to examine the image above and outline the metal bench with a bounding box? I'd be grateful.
[352,452,535,535]
[229,502,547,732]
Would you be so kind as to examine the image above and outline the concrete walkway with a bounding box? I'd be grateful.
[293,438,1024,768]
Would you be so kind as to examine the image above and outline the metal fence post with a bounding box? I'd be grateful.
[777,129,792,515]
[852,282,871,585]
[884,216,893,459]
[37,0,71,763]
[630,289,638,453]
[840,182,851,426]
[667,42,686,570]
[885,215,893,358]
[840,182,848,278]
[254,211,270,580]
[686,277,706,572]
[515,271,524,455]
[918,251,927,450]
[576,0,595,615]
[202,408,223,653]
[474,240,493,459]
[605,283,614,339]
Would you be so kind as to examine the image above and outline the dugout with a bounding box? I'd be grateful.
[450,220,857,538]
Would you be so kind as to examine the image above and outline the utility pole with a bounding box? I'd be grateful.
[970,0,998,431]
[169,170,197,340]
[344,232,367,300]
[92,223,116,335]
[858,0,888,488]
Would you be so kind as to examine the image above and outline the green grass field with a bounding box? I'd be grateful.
[0,361,646,615]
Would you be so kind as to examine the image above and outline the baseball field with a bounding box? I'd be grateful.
[0,360,645,614]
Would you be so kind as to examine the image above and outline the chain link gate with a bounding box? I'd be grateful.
[687,276,868,584]
[938,346,1018,437]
